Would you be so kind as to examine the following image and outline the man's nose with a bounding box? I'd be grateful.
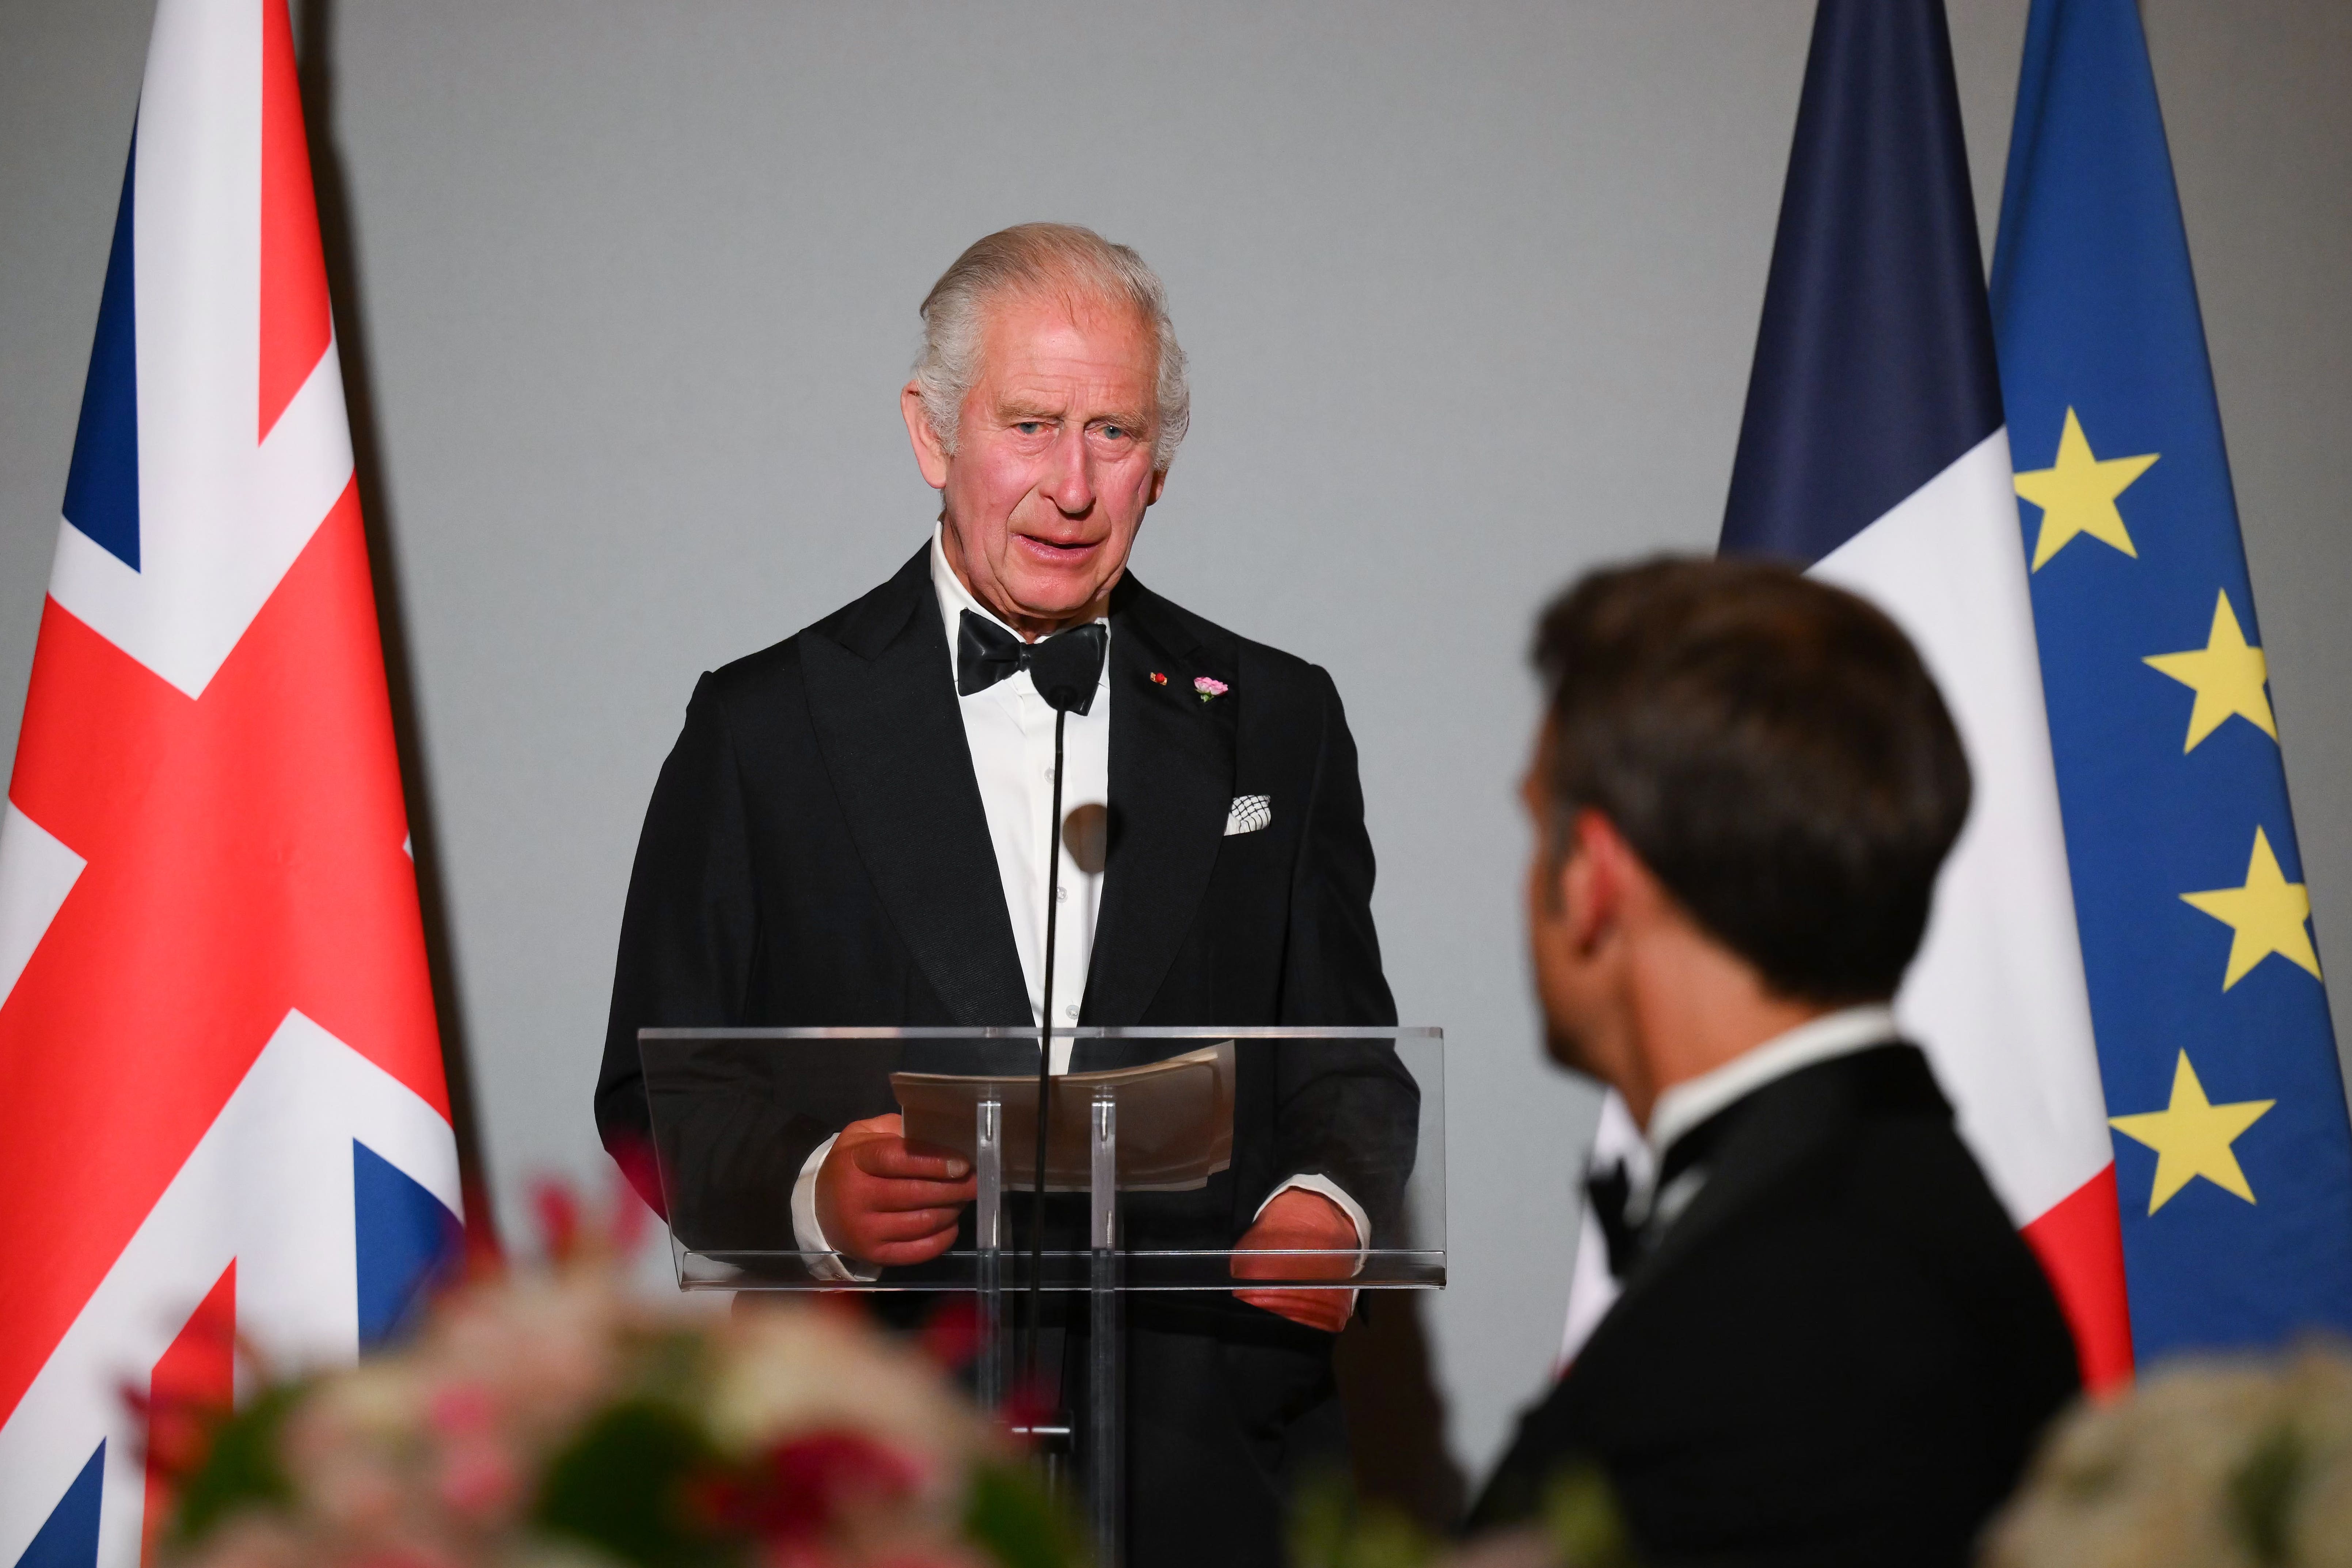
[1040,425,1095,516]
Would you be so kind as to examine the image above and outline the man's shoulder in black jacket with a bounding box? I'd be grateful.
[1470,1044,2080,1568]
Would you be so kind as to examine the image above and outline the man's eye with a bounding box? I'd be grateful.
[1098,425,1128,441]
[1015,421,1045,436]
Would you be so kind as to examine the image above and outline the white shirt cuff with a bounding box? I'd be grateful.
[1255,1173,1371,1274]
[791,1134,879,1283]
[795,1153,1365,1288]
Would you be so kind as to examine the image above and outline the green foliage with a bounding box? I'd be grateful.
[1287,1461,1639,1568]
[1287,1470,1439,1568]
[1536,1463,1638,1568]
[164,1384,301,1551]
[962,1461,1086,1568]
[2226,1421,2305,1567]
[624,1327,713,1408]
[532,1398,729,1568]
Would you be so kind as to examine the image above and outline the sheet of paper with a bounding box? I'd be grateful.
[892,1041,1234,1192]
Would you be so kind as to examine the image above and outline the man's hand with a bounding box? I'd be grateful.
[814,1114,977,1267]
[1231,1187,1360,1334]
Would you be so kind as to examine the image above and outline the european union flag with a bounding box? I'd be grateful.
[1991,0,2352,1360]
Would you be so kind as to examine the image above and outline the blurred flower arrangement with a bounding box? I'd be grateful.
[1982,1339,2352,1568]
[1289,1466,1637,1568]
[151,1177,1078,1568]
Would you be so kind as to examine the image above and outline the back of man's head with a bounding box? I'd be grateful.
[1532,557,1970,1004]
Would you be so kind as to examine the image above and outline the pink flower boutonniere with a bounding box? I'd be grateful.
[1194,676,1228,703]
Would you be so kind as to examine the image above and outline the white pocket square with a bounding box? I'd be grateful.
[1224,794,1273,836]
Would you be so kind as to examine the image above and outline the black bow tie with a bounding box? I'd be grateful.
[957,612,1107,715]
[1585,1159,1644,1279]
[1585,1109,1743,1279]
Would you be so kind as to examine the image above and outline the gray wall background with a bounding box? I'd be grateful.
[4,0,2348,1488]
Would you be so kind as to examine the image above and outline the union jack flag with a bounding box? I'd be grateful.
[0,6,461,1566]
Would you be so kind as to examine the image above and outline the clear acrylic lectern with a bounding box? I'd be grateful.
[638,1026,1443,1566]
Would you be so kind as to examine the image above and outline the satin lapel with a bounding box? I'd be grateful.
[801,550,1032,1026]
[1082,579,1235,1036]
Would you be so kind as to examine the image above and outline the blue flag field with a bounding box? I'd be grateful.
[1991,0,2352,1362]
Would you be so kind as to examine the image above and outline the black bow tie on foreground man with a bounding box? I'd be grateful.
[956,611,1108,709]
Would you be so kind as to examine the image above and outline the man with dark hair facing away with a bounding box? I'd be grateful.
[1469,558,2081,1566]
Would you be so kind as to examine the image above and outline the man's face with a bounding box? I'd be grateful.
[904,288,1167,635]
[1524,767,1594,1075]
[1521,736,1626,1085]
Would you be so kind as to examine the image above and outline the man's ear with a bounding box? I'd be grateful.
[902,381,951,489]
[1562,809,1635,956]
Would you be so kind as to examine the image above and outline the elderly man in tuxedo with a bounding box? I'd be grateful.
[594,224,1413,1568]
[1470,560,2080,1565]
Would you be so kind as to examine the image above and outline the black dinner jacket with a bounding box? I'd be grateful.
[1467,1043,2080,1568]
[592,543,1415,1254]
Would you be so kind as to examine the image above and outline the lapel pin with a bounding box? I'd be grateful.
[1194,676,1228,703]
[1150,671,1168,684]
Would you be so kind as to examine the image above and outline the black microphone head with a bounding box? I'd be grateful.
[1027,623,1108,715]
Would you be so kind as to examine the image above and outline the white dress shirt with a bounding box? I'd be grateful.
[791,527,1366,1271]
[928,527,1112,1060]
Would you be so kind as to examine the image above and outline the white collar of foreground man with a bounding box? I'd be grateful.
[1645,1002,1899,1167]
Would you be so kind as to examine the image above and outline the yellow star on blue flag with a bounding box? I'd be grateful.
[2108,1052,2273,1214]
[2013,406,2158,570]
[2144,590,2276,752]
[2181,827,2322,991]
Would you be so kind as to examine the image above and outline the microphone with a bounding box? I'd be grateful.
[1021,625,1107,1391]
[1062,803,1109,877]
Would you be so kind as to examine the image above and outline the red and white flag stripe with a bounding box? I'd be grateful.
[0,6,459,1565]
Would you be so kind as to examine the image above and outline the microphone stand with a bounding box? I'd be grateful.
[1025,707,1067,1396]
[1004,620,1102,1419]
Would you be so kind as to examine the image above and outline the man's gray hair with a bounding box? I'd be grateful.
[913,223,1190,469]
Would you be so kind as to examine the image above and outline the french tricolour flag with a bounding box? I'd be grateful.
[1564,0,2133,1390]
[0,5,462,1567]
